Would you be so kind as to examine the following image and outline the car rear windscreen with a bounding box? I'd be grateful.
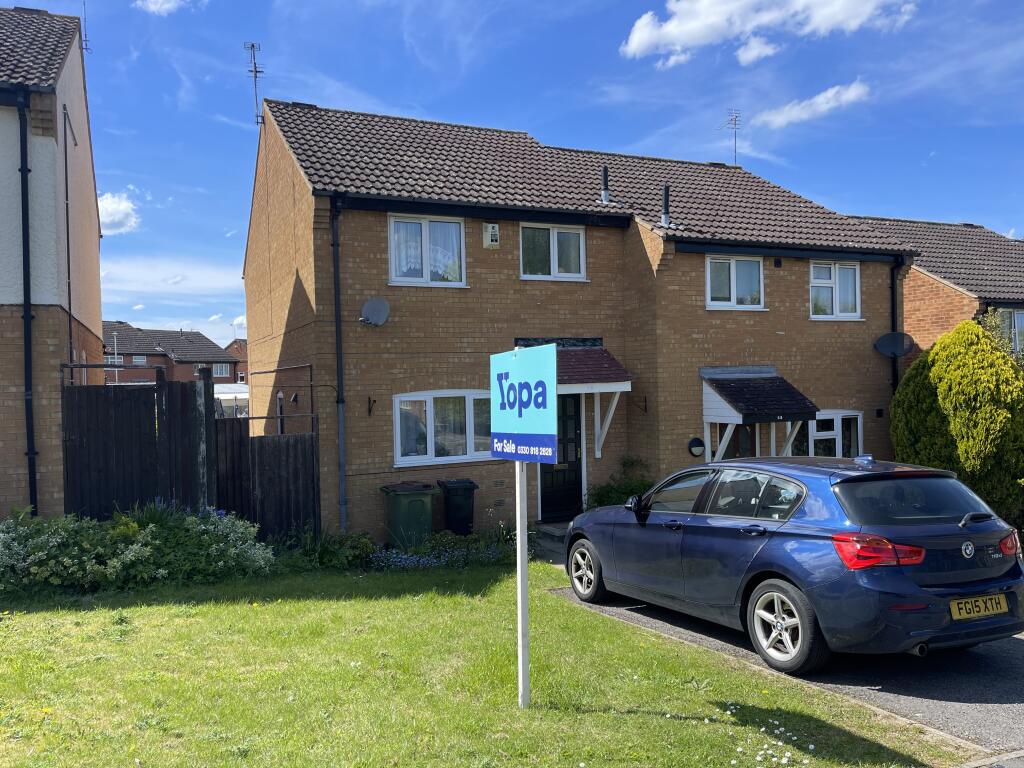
[833,476,993,526]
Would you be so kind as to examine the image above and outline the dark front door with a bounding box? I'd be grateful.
[540,394,582,522]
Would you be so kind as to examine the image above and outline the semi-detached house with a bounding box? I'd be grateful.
[244,100,915,539]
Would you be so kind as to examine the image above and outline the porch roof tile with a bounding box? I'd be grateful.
[556,347,631,385]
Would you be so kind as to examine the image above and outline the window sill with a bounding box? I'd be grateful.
[520,275,589,283]
[394,455,498,469]
[705,305,769,311]
[809,316,864,322]
[388,281,470,289]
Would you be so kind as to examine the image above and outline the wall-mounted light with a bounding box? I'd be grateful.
[688,437,705,457]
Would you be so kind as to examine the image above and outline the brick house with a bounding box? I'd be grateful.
[0,8,102,516]
[225,337,248,383]
[243,100,914,539]
[102,321,239,384]
[855,216,1024,356]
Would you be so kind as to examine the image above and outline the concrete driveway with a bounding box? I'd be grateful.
[557,588,1024,763]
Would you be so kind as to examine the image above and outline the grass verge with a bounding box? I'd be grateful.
[0,564,973,767]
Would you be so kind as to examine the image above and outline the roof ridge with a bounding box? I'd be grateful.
[264,99,534,139]
[851,214,994,231]
[2,6,81,23]
[548,144,738,170]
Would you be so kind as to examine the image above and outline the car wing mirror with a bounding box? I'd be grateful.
[625,495,644,516]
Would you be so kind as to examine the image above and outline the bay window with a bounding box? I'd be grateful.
[706,256,764,309]
[394,390,492,466]
[810,262,860,319]
[520,224,586,280]
[389,215,465,286]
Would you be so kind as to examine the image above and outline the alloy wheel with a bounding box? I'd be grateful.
[571,548,595,595]
[752,591,802,662]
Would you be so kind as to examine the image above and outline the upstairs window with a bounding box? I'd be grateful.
[213,363,231,378]
[104,354,123,367]
[520,224,586,280]
[810,262,860,319]
[132,355,147,367]
[389,215,465,286]
[706,256,763,309]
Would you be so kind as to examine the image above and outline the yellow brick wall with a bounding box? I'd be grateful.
[0,305,102,518]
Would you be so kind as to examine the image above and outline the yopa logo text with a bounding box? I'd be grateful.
[495,371,549,418]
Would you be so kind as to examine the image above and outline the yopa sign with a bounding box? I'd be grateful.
[490,344,557,463]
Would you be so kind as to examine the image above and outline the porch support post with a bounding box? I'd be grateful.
[580,394,588,511]
[593,391,620,460]
[713,423,736,461]
[780,421,802,457]
[704,422,712,460]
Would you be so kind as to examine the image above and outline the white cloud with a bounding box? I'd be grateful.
[224,229,237,238]
[165,274,185,286]
[736,35,781,66]
[132,304,145,311]
[233,314,247,329]
[621,0,915,67]
[132,0,205,16]
[102,257,242,301]
[752,79,870,129]
[1007,227,1018,239]
[98,191,140,235]
[208,313,223,322]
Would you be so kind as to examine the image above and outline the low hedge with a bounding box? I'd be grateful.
[0,503,274,595]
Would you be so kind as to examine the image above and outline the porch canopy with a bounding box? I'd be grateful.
[555,347,632,460]
[701,366,817,461]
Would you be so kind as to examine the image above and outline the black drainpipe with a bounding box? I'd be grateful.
[62,104,77,385]
[17,89,39,514]
[889,253,905,393]
[330,196,348,532]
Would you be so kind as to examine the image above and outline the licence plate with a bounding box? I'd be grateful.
[950,594,1008,621]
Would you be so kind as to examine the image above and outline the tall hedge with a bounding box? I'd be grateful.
[891,320,1024,527]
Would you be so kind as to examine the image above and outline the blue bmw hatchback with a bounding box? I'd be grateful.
[565,456,1024,675]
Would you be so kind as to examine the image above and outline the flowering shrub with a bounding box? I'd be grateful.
[369,527,531,571]
[0,502,273,595]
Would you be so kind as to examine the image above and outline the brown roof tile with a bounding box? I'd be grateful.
[854,216,1024,302]
[265,100,907,255]
[0,7,79,90]
[556,348,631,385]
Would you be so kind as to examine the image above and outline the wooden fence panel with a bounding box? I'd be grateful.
[248,432,320,540]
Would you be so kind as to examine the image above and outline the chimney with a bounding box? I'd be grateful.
[661,185,671,228]
[600,165,610,204]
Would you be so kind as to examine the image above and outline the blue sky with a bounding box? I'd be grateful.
[32,0,1024,345]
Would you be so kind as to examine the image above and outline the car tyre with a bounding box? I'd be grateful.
[568,539,607,603]
[746,579,831,676]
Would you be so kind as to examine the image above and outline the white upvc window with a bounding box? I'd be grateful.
[212,363,231,378]
[791,410,863,458]
[810,262,860,319]
[237,371,246,383]
[997,309,1024,352]
[520,223,587,280]
[706,255,764,309]
[104,354,123,367]
[393,390,493,467]
[388,214,466,287]
[132,355,147,367]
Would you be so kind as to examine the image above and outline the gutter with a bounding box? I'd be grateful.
[15,88,39,514]
[330,196,348,532]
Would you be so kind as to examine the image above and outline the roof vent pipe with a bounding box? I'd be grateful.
[661,184,671,228]
[600,165,610,204]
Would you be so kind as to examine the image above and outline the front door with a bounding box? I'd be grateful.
[540,394,582,522]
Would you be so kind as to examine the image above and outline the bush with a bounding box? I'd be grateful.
[891,320,1024,527]
[0,502,274,595]
[274,528,376,572]
[587,455,653,509]
[369,527,526,571]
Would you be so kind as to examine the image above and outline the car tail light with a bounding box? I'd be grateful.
[1000,530,1021,557]
[832,533,926,570]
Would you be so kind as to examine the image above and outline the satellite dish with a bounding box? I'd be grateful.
[873,331,914,358]
[359,298,390,327]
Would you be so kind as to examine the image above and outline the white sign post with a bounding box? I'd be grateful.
[490,344,558,709]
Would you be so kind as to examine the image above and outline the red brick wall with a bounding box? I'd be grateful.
[901,266,980,360]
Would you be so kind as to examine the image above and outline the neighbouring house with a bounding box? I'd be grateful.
[243,100,915,539]
[855,216,1024,356]
[102,321,240,384]
[225,337,248,383]
[0,7,102,516]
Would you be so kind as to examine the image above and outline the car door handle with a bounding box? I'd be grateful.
[740,524,767,537]
[662,520,683,531]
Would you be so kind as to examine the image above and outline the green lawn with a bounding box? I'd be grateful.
[0,564,973,767]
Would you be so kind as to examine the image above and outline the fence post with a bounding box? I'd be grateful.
[196,368,217,508]
[155,367,170,500]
